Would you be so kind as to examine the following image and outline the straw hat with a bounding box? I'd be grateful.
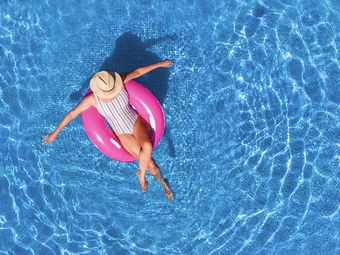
[90,71,123,99]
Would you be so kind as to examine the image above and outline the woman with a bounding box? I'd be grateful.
[43,60,174,200]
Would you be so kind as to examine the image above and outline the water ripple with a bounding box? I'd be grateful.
[0,0,339,254]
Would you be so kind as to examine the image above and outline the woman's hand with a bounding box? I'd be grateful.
[43,132,57,144]
[159,60,173,68]
[42,95,94,145]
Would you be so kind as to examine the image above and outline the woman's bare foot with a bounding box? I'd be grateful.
[136,169,148,192]
[163,179,174,200]
[165,188,174,200]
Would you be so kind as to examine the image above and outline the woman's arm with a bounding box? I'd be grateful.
[43,94,95,144]
[123,60,173,83]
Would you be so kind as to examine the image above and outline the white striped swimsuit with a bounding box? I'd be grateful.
[94,87,139,134]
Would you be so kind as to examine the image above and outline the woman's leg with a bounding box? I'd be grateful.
[133,116,174,199]
[117,133,150,192]
[117,133,158,172]
[116,133,142,160]
[133,116,153,183]
[116,115,174,199]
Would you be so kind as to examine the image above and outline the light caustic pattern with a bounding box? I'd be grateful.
[0,0,339,254]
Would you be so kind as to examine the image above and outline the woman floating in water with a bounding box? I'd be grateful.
[43,60,174,200]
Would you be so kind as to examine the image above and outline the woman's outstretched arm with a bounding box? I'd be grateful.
[43,94,95,144]
[123,60,173,83]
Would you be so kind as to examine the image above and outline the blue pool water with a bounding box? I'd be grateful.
[0,0,339,254]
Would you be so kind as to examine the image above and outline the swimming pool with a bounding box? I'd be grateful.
[0,0,339,254]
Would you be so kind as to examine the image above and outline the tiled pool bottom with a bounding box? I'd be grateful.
[0,0,339,254]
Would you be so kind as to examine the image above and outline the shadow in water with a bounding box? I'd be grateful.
[70,32,177,158]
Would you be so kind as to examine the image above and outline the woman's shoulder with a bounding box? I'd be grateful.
[83,92,99,110]
[83,92,96,105]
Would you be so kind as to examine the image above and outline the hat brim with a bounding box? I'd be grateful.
[90,72,123,99]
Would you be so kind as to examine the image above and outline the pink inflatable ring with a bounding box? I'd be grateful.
[81,80,165,162]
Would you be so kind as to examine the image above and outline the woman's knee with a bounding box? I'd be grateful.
[118,134,141,159]
[131,147,141,159]
[141,141,152,154]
